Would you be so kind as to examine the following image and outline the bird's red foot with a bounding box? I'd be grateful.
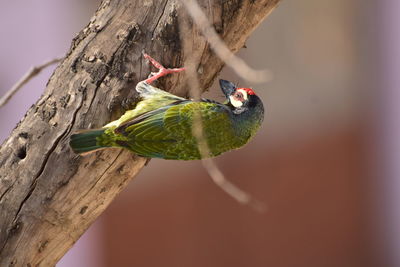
[143,53,185,84]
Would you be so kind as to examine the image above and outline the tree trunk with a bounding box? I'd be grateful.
[0,0,280,265]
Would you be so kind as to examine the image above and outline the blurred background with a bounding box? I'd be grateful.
[0,0,398,266]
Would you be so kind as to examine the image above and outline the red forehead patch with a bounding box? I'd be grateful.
[237,87,256,95]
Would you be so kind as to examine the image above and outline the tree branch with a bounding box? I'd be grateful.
[0,57,63,108]
[0,0,280,265]
[179,11,265,211]
[182,0,272,83]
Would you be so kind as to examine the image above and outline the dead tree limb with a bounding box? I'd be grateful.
[0,0,280,265]
[0,57,63,108]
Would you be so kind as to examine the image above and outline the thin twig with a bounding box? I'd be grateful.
[181,0,272,83]
[179,12,266,212]
[0,57,63,108]
[201,159,266,212]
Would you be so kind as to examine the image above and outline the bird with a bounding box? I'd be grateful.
[69,54,264,160]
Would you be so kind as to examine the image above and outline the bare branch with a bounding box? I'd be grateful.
[181,0,272,83]
[180,12,266,212]
[201,158,266,212]
[0,57,63,108]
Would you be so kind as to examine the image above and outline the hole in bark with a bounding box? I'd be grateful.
[38,240,49,253]
[18,132,28,139]
[80,206,88,215]
[16,146,26,160]
[10,221,22,235]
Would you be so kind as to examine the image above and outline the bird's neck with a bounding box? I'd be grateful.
[231,107,263,138]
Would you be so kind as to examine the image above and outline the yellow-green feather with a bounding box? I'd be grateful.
[98,101,247,160]
[104,82,185,128]
[70,81,263,158]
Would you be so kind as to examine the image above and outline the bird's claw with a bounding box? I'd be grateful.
[143,53,185,84]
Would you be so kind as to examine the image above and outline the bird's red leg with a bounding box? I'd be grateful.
[143,53,185,84]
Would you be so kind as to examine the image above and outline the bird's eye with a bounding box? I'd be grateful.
[234,92,244,101]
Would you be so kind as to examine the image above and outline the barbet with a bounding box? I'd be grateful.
[69,54,264,160]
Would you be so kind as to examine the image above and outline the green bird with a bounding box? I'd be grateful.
[69,54,264,160]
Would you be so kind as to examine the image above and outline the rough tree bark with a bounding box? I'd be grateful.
[0,0,280,265]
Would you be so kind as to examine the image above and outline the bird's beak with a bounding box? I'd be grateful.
[219,79,236,98]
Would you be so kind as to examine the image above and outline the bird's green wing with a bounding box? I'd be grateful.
[112,105,179,158]
[135,81,185,102]
[112,101,240,160]
[163,102,242,159]
[104,82,186,128]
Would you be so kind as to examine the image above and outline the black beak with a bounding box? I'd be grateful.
[219,79,236,98]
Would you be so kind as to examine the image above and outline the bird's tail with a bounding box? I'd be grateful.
[69,129,107,154]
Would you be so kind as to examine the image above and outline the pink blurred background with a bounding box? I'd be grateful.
[0,0,398,266]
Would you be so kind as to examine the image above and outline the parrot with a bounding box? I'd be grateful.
[69,54,264,160]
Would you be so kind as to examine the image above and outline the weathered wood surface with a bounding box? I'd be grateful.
[0,0,280,265]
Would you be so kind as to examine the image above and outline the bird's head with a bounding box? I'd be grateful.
[219,79,263,114]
